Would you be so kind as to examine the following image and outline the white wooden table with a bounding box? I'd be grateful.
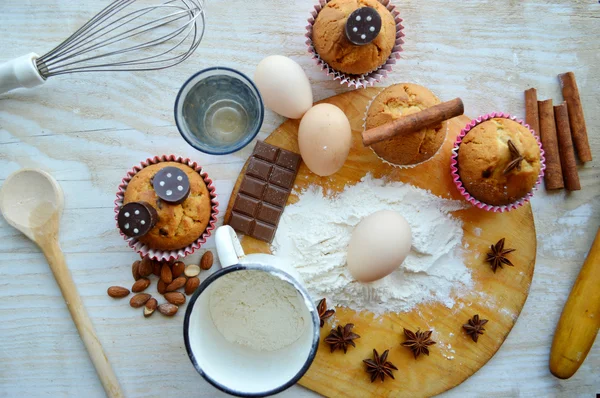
[0,0,598,397]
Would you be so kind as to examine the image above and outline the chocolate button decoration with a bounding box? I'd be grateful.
[152,167,190,204]
[345,7,382,46]
[118,201,157,238]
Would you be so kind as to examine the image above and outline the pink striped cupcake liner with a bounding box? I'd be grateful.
[450,113,546,213]
[114,155,219,261]
[306,0,404,89]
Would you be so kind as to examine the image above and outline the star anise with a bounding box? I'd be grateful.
[363,349,398,382]
[463,314,489,342]
[503,140,524,175]
[316,298,335,327]
[324,323,360,353]
[486,238,515,273]
[401,328,436,359]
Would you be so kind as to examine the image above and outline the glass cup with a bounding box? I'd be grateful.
[174,67,264,155]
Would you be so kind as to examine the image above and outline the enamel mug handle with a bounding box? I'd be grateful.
[215,226,246,267]
[0,53,46,94]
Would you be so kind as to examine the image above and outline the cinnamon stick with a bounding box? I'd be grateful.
[524,88,540,134]
[554,102,581,191]
[559,72,592,162]
[538,99,564,190]
[362,98,464,146]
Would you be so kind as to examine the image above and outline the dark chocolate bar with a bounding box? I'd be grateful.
[228,141,301,242]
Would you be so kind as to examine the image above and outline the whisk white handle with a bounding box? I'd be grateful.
[0,53,46,94]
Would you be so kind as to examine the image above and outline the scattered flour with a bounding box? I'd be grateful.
[536,202,594,258]
[271,174,472,315]
[209,270,306,351]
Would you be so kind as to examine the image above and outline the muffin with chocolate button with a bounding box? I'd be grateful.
[115,157,218,260]
[307,0,404,87]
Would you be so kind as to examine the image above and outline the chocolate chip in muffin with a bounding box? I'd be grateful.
[482,168,493,178]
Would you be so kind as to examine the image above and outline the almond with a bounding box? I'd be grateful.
[139,256,153,277]
[131,278,151,293]
[152,261,162,277]
[144,298,158,318]
[164,292,186,306]
[184,264,200,278]
[132,260,141,281]
[166,276,186,292]
[130,293,151,308]
[172,261,185,278]
[107,286,130,298]
[158,303,178,316]
[161,263,173,284]
[200,251,214,270]
[185,277,200,295]
[157,279,167,294]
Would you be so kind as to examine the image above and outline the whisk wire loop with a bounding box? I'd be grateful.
[36,0,205,77]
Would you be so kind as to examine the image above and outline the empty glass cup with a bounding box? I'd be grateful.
[174,67,264,155]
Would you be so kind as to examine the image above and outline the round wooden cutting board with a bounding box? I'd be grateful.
[224,87,536,397]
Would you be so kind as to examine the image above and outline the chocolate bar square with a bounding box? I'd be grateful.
[253,141,278,162]
[247,157,273,180]
[239,176,266,199]
[233,194,260,217]
[264,185,289,207]
[276,150,302,170]
[253,221,277,242]
[269,166,296,189]
[256,202,282,225]
[229,212,255,234]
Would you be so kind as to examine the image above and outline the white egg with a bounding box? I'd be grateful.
[298,103,352,177]
[254,55,313,119]
[347,210,412,283]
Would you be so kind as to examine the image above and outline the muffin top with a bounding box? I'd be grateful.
[312,0,396,75]
[366,83,447,166]
[123,162,212,251]
[457,118,542,206]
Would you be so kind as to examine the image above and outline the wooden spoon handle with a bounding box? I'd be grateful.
[42,239,123,397]
[549,227,600,379]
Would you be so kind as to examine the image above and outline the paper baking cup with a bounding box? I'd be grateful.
[450,113,546,213]
[306,0,404,88]
[362,88,449,169]
[114,155,219,261]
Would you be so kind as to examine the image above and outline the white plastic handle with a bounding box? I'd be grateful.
[215,226,246,268]
[0,53,46,94]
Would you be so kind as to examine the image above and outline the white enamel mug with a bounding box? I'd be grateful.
[183,226,320,397]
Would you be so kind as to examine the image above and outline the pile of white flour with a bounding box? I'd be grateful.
[271,175,472,315]
[209,270,306,351]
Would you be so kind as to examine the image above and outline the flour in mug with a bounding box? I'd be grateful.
[209,270,307,351]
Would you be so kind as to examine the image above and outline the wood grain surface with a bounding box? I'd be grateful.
[224,88,538,397]
[0,0,599,397]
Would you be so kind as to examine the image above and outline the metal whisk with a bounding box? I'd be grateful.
[0,0,205,94]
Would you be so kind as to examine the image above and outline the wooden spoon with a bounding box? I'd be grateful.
[0,169,123,398]
[550,226,600,379]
